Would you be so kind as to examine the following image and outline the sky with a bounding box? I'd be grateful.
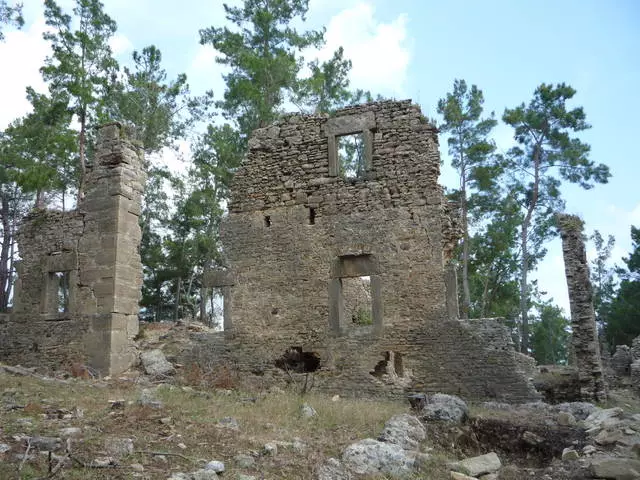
[1,0,639,314]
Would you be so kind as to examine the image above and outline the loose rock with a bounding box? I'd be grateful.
[342,438,417,477]
[378,413,426,450]
[140,349,174,377]
[451,452,501,477]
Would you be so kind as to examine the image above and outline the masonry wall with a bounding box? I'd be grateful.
[197,101,538,402]
[1,124,145,375]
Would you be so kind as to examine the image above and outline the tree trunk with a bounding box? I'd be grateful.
[77,110,87,204]
[519,144,541,354]
[174,276,182,321]
[461,179,470,318]
[0,192,11,311]
[519,222,530,353]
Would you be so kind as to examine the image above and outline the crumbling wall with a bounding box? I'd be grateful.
[557,213,607,402]
[1,123,145,375]
[193,101,538,402]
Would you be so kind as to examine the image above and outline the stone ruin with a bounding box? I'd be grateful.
[0,101,540,401]
[0,123,145,375]
[557,213,607,402]
[195,100,538,401]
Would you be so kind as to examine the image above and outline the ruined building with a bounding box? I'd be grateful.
[197,100,538,401]
[0,124,145,375]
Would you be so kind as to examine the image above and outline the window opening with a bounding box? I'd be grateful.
[337,133,365,179]
[264,215,271,227]
[342,276,372,326]
[308,207,316,225]
[53,271,70,313]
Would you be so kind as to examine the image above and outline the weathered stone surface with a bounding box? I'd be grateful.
[316,457,353,480]
[180,101,538,402]
[451,452,501,477]
[140,349,174,376]
[557,214,607,402]
[342,438,416,477]
[562,448,580,461]
[585,408,624,434]
[450,472,478,480]
[1,123,145,375]
[378,413,426,450]
[104,437,134,457]
[420,393,468,423]
[590,456,640,479]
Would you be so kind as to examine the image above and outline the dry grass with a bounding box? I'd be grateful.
[0,372,417,479]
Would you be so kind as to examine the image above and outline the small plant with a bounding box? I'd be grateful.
[352,307,373,325]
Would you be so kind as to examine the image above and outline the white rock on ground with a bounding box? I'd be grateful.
[301,402,317,418]
[589,456,640,480]
[342,438,417,477]
[421,394,469,423]
[450,472,478,480]
[378,413,426,450]
[204,460,225,473]
[140,349,174,376]
[584,407,624,434]
[138,388,163,409]
[316,457,353,480]
[450,452,501,477]
[104,437,134,457]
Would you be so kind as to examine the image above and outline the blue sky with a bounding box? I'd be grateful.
[1,0,639,313]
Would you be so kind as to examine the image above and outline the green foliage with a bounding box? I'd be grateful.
[531,302,570,365]
[352,307,372,326]
[605,226,640,348]
[589,230,616,334]
[1,88,77,202]
[41,0,118,197]
[503,83,610,353]
[293,46,354,113]
[0,1,23,41]
[437,79,499,318]
[199,0,324,137]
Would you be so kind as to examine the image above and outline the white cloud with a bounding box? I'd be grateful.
[109,33,133,57]
[316,2,411,96]
[0,16,50,129]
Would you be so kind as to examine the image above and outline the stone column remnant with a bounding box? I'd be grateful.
[557,213,607,401]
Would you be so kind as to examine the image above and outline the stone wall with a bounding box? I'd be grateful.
[557,213,607,402]
[194,101,538,402]
[0,123,145,375]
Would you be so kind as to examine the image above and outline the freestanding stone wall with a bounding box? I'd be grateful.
[0,123,145,375]
[557,213,607,402]
[194,101,538,402]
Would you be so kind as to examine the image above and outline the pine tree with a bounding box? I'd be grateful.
[41,0,118,201]
[437,79,498,318]
[503,83,610,353]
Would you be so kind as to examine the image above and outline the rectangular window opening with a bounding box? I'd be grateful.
[264,215,271,227]
[342,276,372,326]
[53,271,70,314]
[337,133,365,179]
[308,207,316,225]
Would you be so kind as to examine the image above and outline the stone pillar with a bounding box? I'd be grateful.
[78,123,146,375]
[557,213,607,401]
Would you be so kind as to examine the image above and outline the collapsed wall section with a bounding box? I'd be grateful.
[1,123,145,375]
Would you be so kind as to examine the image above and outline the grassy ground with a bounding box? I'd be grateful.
[0,369,442,479]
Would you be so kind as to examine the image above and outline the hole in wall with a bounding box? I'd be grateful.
[264,215,271,227]
[275,347,320,373]
[370,351,406,379]
[342,276,372,326]
[308,207,316,225]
